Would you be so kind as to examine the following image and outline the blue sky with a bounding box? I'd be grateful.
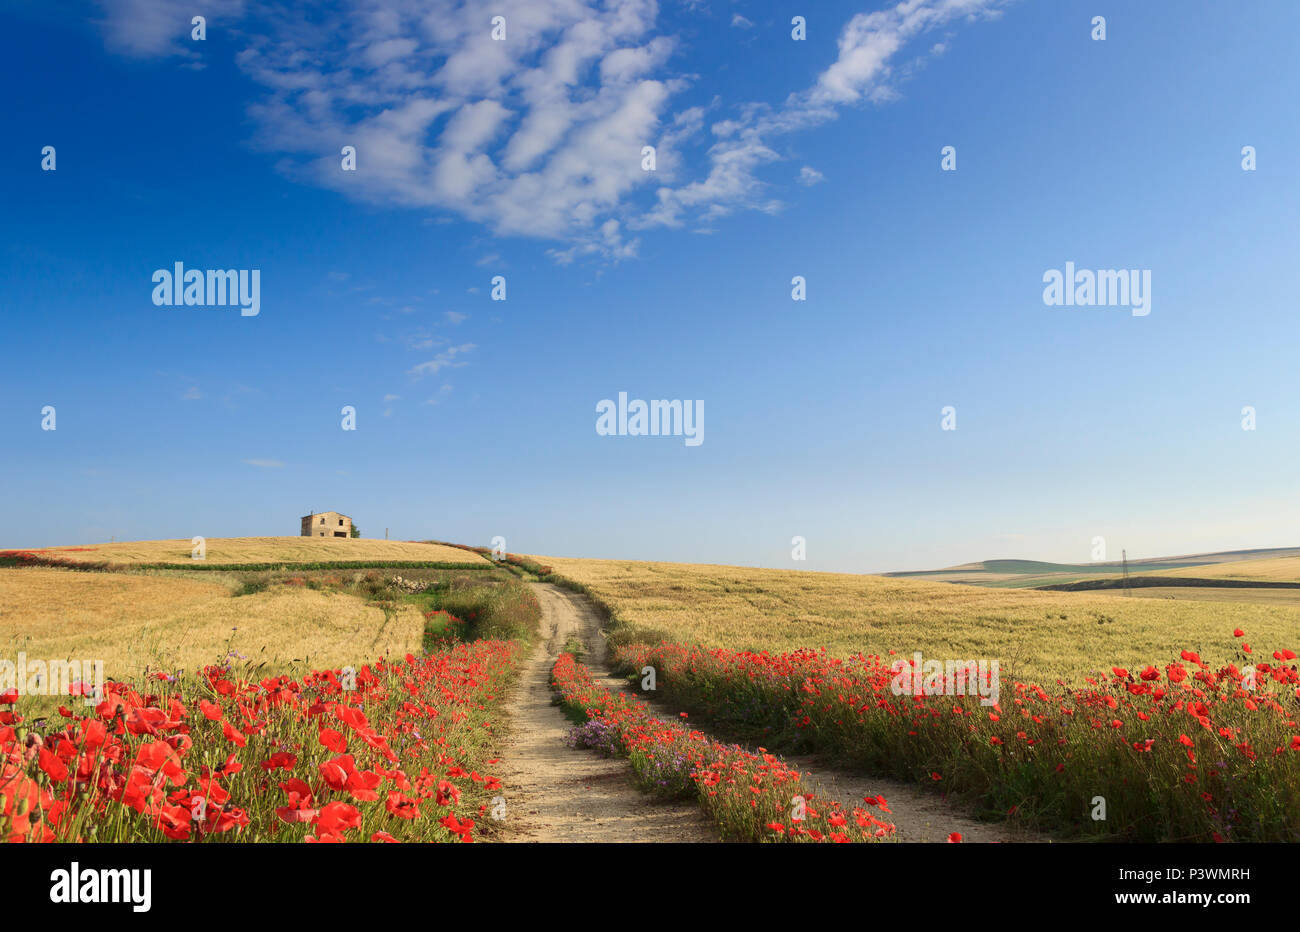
[3,0,1300,573]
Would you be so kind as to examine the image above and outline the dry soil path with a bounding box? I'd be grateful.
[511,583,1045,844]
[495,584,716,842]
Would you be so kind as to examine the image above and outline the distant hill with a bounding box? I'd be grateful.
[884,547,1300,589]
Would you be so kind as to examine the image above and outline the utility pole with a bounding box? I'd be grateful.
[385,528,389,540]
[1122,549,1130,596]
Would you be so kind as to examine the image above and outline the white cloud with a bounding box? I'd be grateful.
[95,0,246,58]
[405,336,438,350]
[809,0,1005,108]
[364,37,418,67]
[797,165,825,186]
[599,36,674,83]
[422,384,454,405]
[95,0,1009,259]
[408,343,475,378]
[242,458,285,468]
[444,311,468,324]
[635,0,1008,229]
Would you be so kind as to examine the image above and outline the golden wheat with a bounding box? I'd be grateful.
[534,556,1295,682]
[1156,555,1300,582]
[0,568,423,683]
[1124,586,1300,605]
[13,536,487,566]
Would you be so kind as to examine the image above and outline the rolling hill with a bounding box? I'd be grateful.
[885,546,1300,588]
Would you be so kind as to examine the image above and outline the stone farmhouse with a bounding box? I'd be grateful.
[301,511,352,538]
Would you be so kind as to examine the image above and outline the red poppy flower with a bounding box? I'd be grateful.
[439,813,474,839]
[316,801,362,835]
[436,780,461,807]
[319,754,356,791]
[319,727,347,753]
[385,792,420,819]
[335,705,369,731]
[346,769,382,802]
[220,719,247,747]
[38,747,69,783]
[259,751,298,772]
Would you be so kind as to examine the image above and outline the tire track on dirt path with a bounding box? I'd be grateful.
[536,583,1047,844]
[494,584,717,842]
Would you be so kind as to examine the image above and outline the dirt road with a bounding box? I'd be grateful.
[495,584,716,842]
[499,582,1042,844]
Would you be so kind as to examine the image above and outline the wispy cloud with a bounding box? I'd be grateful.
[95,0,246,59]
[94,0,1009,259]
[242,458,285,468]
[797,165,825,186]
[401,327,443,351]
[423,384,454,405]
[408,343,475,379]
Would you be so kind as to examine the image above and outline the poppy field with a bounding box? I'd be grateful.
[7,536,1297,847]
[1,637,523,843]
[551,652,897,842]
[610,631,1300,842]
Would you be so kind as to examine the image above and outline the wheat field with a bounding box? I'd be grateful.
[1125,586,1300,605]
[534,556,1295,682]
[13,536,488,566]
[1156,555,1300,582]
[0,567,424,683]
